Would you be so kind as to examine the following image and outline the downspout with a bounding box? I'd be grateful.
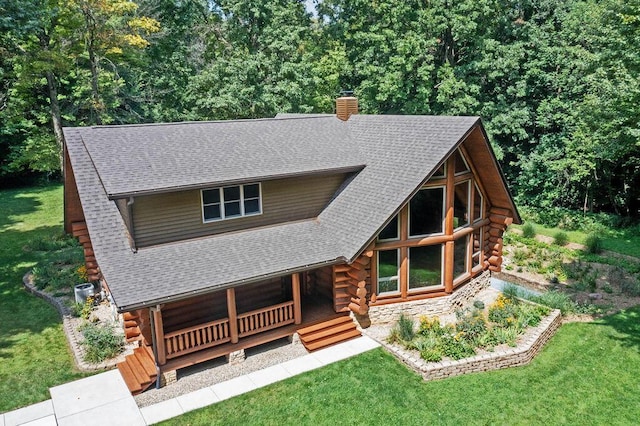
[149,306,162,389]
[127,197,137,252]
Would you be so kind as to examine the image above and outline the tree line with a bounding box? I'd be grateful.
[1,0,638,218]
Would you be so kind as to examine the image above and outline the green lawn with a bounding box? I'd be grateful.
[163,307,640,425]
[0,184,87,412]
[513,222,640,258]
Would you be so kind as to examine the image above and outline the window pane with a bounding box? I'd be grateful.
[409,245,442,289]
[244,198,260,214]
[453,181,469,229]
[454,235,469,278]
[473,183,483,221]
[433,164,445,178]
[203,204,221,220]
[409,187,444,236]
[244,184,259,199]
[224,186,240,201]
[377,250,399,294]
[378,215,398,240]
[202,189,220,205]
[224,201,241,217]
[472,228,482,268]
[454,149,470,174]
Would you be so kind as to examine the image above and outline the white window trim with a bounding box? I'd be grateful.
[453,179,471,231]
[201,183,263,223]
[454,148,471,176]
[408,185,446,238]
[473,182,484,223]
[376,249,400,296]
[407,244,444,292]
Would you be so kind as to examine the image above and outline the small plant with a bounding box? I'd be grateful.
[522,223,536,239]
[79,322,124,363]
[455,307,487,345]
[81,296,96,320]
[553,232,568,246]
[473,300,485,310]
[584,233,603,254]
[620,276,640,297]
[77,265,88,282]
[389,314,415,343]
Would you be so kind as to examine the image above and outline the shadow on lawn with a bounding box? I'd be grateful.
[590,306,640,352]
[0,186,67,356]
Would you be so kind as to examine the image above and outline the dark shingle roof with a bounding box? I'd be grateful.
[76,117,363,197]
[64,114,493,312]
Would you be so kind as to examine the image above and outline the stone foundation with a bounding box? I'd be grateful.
[226,349,246,365]
[365,271,491,325]
[160,370,177,387]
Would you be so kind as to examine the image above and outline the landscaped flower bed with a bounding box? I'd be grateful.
[388,294,551,363]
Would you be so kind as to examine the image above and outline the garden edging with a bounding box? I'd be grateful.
[22,272,129,372]
[371,308,562,381]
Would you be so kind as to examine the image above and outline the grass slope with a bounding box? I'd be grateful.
[0,185,86,412]
[164,307,640,425]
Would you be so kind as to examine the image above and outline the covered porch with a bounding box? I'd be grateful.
[146,271,345,376]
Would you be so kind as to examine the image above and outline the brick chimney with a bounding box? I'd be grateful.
[336,91,358,121]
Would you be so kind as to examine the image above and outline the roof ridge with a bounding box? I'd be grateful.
[63,115,336,131]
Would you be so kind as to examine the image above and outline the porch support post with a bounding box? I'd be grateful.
[227,288,239,343]
[292,273,302,325]
[152,306,166,366]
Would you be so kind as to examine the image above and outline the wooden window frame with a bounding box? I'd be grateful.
[201,183,263,223]
[372,148,488,302]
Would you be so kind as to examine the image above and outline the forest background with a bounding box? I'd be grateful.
[1,0,638,219]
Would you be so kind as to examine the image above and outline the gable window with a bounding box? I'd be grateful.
[373,148,487,300]
[409,186,445,236]
[202,183,262,222]
[378,215,399,241]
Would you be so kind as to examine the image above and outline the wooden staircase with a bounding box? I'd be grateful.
[117,346,157,395]
[297,315,361,352]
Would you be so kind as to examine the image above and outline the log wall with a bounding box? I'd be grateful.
[484,207,513,273]
[332,252,373,315]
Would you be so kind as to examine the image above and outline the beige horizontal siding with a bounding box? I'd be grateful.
[132,173,347,247]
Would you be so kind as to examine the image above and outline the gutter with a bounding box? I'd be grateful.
[115,256,349,313]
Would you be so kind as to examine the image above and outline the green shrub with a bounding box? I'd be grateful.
[441,334,476,360]
[418,316,448,337]
[620,276,640,297]
[490,326,520,347]
[553,232,568,246]
[584,233,603,254]
[522,223,536,239]
[455,308,487,345]
[388,314,416,343]
[79,322,124,363]
[473,300,485,310]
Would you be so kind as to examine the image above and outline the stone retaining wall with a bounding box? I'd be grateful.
[366,271,491,325]
[384,307,562,381]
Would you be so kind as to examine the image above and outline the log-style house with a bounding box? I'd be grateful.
[62,96,520,394]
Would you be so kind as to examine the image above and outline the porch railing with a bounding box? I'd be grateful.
[237,301,295,338]
[164,318,231,359]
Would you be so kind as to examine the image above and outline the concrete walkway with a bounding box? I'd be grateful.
[1,336,380,426]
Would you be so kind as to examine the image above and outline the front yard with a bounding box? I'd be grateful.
[2,185,640,424]
[162,306,640,425]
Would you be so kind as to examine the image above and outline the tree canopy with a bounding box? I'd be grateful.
[1,0,638,218]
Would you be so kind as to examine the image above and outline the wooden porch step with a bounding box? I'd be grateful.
[118,345,157,395]
[117,362,142,395]
[297,315,361,352]
[296,315,352,335]
[134,347,157,377]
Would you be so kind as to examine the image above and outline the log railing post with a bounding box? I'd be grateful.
[292,273,302,325]
[152,306,166,365]
[227,288,239,343]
